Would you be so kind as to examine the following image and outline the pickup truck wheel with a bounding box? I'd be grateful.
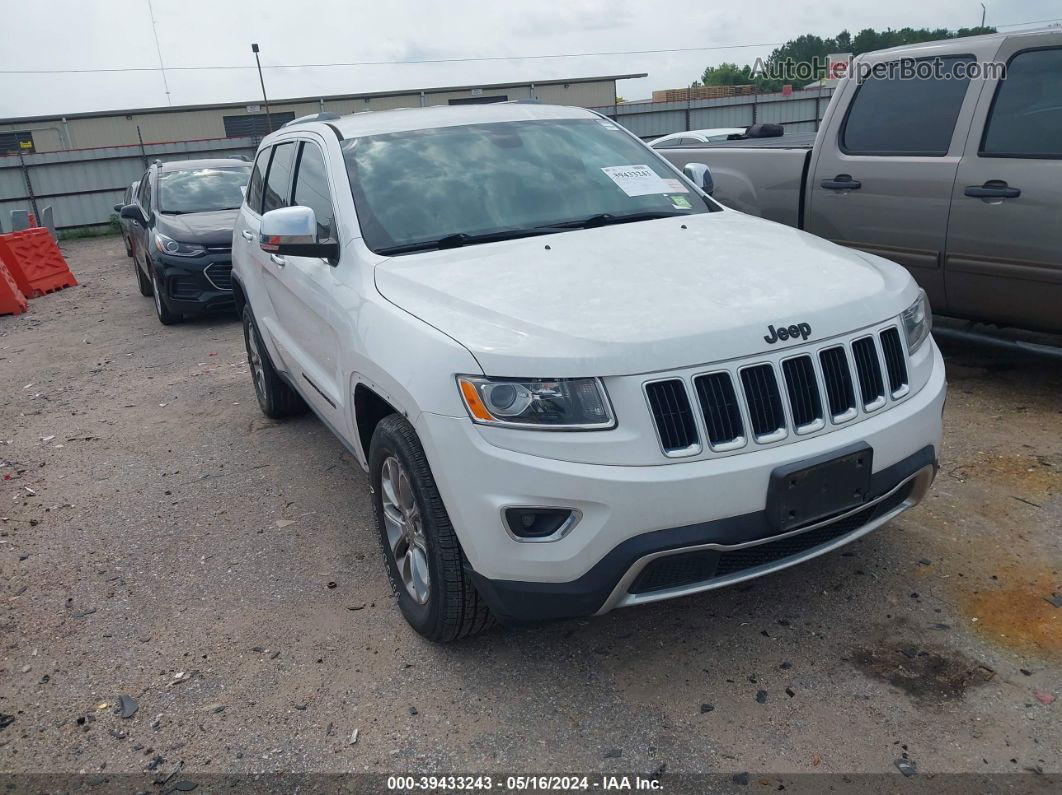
[134,258,153,297]
[241,306,307,419]
[151,270,182,325]
[369,414,494,642]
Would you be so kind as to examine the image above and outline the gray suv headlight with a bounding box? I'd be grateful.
[457,376,615,429]
[901,290,932,354]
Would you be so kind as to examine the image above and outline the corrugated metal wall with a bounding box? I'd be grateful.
[0,137,257,231]
[0,81,620,153]
[0,87,834,232]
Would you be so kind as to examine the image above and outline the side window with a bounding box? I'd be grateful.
[246,148,269,213]
[842,56,974,156]
[138,172,153,215]
[292,142,337,241]
[981,47,1062,158]
[262,141,296,213]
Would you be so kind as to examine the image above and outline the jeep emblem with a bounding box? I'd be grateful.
[764,322,811,344]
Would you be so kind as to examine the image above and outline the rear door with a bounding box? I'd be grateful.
[234,145,270,319]
[805,47,995,310]
[944,34,1062,332]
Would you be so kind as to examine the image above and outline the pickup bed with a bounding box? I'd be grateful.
[658,27,1062,333]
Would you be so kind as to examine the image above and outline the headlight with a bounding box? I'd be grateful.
[154,232,204,257]
[457,376,615,429]
[901,290,932,353]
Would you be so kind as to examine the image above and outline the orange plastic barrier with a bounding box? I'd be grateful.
[0,262,28,316]
[0,228,78,298]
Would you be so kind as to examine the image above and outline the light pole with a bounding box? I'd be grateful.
[251,43,273,135]
[980,3,986,27]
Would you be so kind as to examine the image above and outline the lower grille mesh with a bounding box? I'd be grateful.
[628,481,914,594]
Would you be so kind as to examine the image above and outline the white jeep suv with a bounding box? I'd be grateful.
[231,103,945,642]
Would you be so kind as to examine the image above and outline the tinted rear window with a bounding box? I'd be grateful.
[982,47,1062,158]
[842,56,974,156]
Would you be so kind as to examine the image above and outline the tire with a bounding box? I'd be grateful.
[134,257,153,297]
[151,268,182,325]
[369,414,494,642]
[241,305,307,419]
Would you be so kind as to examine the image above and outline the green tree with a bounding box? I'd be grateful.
[698,25,996,92]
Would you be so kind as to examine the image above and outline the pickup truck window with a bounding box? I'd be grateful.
[981,47,1062,159]
[342,118,708,254]
[841,55,974,156]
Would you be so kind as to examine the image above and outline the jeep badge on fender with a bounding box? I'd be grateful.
[764,322,812,344]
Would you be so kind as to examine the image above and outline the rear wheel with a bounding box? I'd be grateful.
[151,269,182,325]
[134,258,153,297]
[241,305,306,418]
[369,414,494,642]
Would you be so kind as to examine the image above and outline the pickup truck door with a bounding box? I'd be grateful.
[260,139,345,422]
[944,35,1062,332]
[804,52,990,311]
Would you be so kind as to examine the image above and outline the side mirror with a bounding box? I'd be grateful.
[120,204,146,223]
[260,206,339,259]
[113,203,124,213]
[683,163,714,196]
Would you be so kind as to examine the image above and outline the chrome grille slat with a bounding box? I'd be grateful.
[879,328,909,395]
[781,355,823,430]
[645,379,699,454]
[740,364,785,439]
[819,346,856,419]
[693,372,744,447]
[644,325,911,458]
[852,336,886,408]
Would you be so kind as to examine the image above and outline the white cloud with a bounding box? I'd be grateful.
[1,0,1058,117]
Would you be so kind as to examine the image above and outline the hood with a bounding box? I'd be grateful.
[155,209,239,247]
[374,211,918,377]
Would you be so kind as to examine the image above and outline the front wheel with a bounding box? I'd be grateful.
[134,258,153,297]
[369,414,494,642]
[151,269,182,325]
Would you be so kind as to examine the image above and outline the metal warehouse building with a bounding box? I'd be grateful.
[0,74,644,153]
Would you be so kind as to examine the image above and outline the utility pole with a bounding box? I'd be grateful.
[251,43,274,136]
[981,3,986,27]
[146,0,172,105]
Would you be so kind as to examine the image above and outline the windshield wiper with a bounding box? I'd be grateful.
[537,210,687,230]
[375,227,561,256]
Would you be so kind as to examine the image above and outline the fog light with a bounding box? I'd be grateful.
[504,507,579,541]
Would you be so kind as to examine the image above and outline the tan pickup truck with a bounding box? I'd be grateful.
[658,28,1062,333]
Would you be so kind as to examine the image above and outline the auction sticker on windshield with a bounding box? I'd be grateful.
[602,165,671,197]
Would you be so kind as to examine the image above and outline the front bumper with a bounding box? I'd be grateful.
[416,343,946,622]
[153,251,235,314]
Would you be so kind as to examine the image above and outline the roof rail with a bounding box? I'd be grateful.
[281,111,342,128]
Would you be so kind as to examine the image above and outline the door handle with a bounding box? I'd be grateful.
[964,181,1020,199]
[270,254,286,267]
[821,174,862,190]
[241,230,254,241]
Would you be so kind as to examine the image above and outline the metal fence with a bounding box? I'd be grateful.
[592,86,835,140]
[0,87,834,232]
[0,136,258,232]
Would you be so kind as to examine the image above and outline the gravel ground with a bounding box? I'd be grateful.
[0,237,1059,785]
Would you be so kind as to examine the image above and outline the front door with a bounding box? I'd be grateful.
[944,34,1062,332]
[805,50,990,311]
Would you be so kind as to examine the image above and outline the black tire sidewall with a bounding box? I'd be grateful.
[242,306,274,416]
[369,420,445,635]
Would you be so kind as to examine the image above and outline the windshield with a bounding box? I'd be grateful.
[342,118,713,254]
[158,167,251,214]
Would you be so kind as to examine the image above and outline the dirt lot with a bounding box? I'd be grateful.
[1,237,1059,786]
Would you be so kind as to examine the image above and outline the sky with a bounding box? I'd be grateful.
[1,0,1060,119]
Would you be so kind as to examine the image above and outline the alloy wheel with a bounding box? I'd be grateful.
[380,455,430,604]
